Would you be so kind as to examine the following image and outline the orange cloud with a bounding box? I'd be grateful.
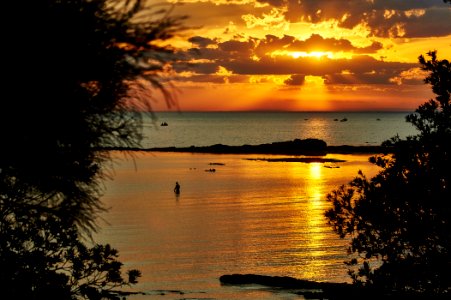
[157,0,449,111]
[259,0,451,37]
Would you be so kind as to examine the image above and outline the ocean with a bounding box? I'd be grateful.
[142,111,418,148]
[95,112,417,299]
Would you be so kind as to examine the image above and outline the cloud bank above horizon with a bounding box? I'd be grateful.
[155,0,451,111]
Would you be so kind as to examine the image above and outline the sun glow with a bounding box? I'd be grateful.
[270,50,335,59]
[291,51,333,59]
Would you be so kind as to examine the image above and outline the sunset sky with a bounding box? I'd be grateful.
[153,0,451,111]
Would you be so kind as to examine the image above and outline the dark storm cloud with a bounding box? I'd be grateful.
[220,54,416,81]
[258,0,451,37]
[190,34,382,59]
[325,73,395,85]
[182,60,218,74]
[188,36,216,48]
[284,74,306,86]
[218,39,256,58]
[287,34,383,53]
[252,34,294,57]
[180,53,417,85]
[177,34,418,85]
[175,74,249,84]
[253,34,382,57]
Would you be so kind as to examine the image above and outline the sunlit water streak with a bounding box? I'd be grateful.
[94,152,380,299]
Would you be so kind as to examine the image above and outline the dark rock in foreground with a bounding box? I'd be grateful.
[219,274,447,299]
[220,274,363,300]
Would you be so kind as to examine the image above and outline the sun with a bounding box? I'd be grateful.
[270,50,335,59]
[290,51,333,59]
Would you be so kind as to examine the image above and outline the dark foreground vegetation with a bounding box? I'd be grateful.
[325,51,451,296]
[1,1,184,299]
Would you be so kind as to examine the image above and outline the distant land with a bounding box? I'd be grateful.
[105,138,389,156]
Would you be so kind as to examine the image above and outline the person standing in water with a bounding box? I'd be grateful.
[174,181,181,194]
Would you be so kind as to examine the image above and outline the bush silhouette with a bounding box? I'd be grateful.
[0,1,185,298]
[325,51,450,294]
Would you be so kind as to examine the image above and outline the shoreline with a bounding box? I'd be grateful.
[104,138,389,156]
[219,274,447,299]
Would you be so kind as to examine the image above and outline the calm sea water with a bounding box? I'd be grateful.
[142,112,418,148]
[95,152,380,299]
[94,112,416,299]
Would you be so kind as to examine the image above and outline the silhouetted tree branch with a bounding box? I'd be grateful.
[325,51,450,295]
[1,0,186,298]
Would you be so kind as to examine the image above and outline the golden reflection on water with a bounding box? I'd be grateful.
[303,163,328,278]
[96,152,380,296]
[272,160,338,280]
[306,162,324,219]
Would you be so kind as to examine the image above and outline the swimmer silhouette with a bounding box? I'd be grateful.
[174,181,181,194]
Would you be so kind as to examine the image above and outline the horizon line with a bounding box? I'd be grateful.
[150,109,415,113]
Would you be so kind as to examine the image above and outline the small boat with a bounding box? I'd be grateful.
[340,118,348,122]
[160,122,168,126]
[324,163,340,169]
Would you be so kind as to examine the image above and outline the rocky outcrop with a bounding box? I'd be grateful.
[219,274,447,300]
[104,138,390,155]
[150,138,329,156]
